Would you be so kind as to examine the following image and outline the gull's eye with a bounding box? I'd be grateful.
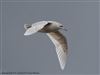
[60,26,63,27]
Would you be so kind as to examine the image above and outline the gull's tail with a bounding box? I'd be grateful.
[24,24,32,30]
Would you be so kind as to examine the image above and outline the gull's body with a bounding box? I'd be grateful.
[24,21,68,70]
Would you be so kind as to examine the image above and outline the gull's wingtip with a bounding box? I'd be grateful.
[24,32,30,36]
[61,65,65,70]
[24,33,27,36]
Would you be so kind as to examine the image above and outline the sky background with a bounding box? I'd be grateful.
[0,0,99,74]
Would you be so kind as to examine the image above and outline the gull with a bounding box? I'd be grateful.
[24,21,68,70]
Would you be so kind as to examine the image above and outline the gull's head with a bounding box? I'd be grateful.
[58,25,68,31]
[47,21,68,31]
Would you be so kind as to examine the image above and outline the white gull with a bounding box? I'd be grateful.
[24,21,68,70]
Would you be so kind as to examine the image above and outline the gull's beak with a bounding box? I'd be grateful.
[61,28,68,31]
[59,26,68,31]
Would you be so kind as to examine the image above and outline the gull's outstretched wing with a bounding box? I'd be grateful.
[47,31,68,70]
[24,21,48,36]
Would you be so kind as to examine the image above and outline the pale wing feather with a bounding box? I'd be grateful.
[24,21,48,36]
[47,31,68,70]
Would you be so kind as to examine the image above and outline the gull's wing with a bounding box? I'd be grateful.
[47,31,68,70]
[24,21,48,36]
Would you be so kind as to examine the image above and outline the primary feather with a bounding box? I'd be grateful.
[47,31,68,70]
[24,21,48,36]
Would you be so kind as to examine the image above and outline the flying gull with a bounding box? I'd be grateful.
[24,21,68,70]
